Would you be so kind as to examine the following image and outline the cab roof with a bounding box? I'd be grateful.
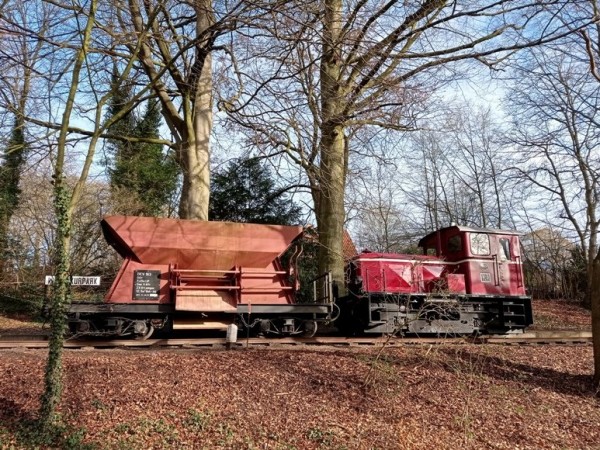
[418,225,523,247]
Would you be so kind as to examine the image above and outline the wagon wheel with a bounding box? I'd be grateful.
[303,320,318,338]
[135,324,154,340]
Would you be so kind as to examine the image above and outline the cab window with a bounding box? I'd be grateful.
[470,233,490,256]
[499,238,511,261]
[425,246,437,256]
[447,235,462,253]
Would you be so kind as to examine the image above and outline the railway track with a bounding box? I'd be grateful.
[0,330,592,350]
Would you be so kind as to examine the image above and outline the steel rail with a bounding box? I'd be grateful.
[0,331,592,350]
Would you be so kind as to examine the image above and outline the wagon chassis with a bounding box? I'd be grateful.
[68,302,336,339]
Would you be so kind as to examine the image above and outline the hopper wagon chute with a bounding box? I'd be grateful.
[68,216,335,338]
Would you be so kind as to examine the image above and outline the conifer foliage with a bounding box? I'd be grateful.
[209,157,302,225]
[0,120,27,274]
[105,74,178,216]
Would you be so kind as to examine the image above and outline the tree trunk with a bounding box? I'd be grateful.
[178,61,212,220]
[178,0,213,220]
[591,256,600,391]
[39,183,71,427]
[585,229,598,307]
[178,135,211,220]
[127,0,214,221]
[316,123,346,291]
[316,0,347,292]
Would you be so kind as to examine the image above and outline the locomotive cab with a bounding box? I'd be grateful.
[418,226,527,297]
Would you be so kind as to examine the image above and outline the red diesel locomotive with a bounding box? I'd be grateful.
[68,217,532,338]
[338,225,532,335]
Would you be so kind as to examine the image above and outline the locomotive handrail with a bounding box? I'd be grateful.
[170,266,239,291]
[239,270,288,276]
[492,254,500,286]
[172,268,288,276]
[516,256,523,287]
[175,274,235,280]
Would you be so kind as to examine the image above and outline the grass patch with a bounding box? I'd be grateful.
[111,417,182,449]
[183,408,212,432]
[306,427,336,445]
[0,418,95,450]
[0,293,44,320]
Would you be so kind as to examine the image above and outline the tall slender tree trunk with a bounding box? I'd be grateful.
[39,0,96,429]
[179,49,212,220]
[39,183,71,425]
[591,256,600,391]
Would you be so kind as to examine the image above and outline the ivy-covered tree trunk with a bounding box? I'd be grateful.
[38,0,97,430]
[39,183,71,426]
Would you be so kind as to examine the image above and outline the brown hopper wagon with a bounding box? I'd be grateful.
[68,216,335,338]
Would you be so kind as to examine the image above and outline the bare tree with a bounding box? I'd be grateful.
[506,49,599,299]
[504,39,600,386]
[0,1,48,275]
[575,0,600,391]
[0,0,174,428]
[5,170,116,285]
[114,0,280,219]
[520,227,578,300]
[446,107,506,228]
[225,0,581,289]
[352,163,410,253]
[114,0,216,219]
[391,103,510,235]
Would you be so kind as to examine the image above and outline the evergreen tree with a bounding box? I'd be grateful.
[210,157,317,300]
[0,119,27,275]
[105,71,178,216]
[209,157,302,225]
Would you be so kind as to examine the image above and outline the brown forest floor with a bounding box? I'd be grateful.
[0,299,597,450]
